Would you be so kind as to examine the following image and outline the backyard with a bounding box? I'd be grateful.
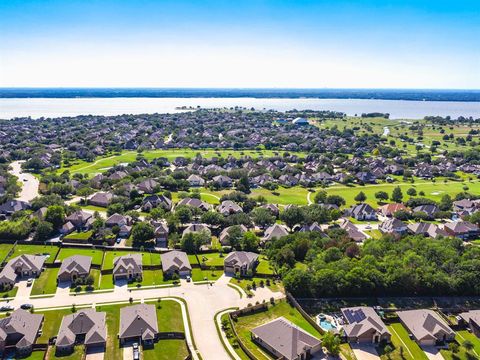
[56,247,104,266]
[386,323,428,360]
[31,268,60,296]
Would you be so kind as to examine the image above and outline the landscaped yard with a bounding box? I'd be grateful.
[36,307,75,343]
[456,330,480,356]
[70,269,101,292]
[0,285,18,298]
[31,268,60,296]
[256,257,275,276]
[46,345,84,360]
[9,244,59,264]
[387,323,428,360]
[56,248,104,266]
[187,254,200,267]
[102,250,161,270]
[191,268,223,282]
[220,312,250,360]
[232,300,322,359]
[198,252,225,267]
[229,277,282,294]
[128,269,174,288]
[63,230,93,242]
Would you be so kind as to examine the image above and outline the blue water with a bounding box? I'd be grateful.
[319,320,336,331]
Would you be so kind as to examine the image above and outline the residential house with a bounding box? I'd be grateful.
[55,309,107,354]
[444,221,480,240]
[137,179,159,194]
[339,219,367,242]
[346,203,377,221]
[397,310,455,345]
[187,174,205,187]
[151,220,169,247]
[119,304,158,345]
[251,317,322,360]
[219,224,248,246]
[182,223,211,238]
[298,222,323,233]
[211,175,233,188]
[88,192,113,208]
[57,255,92,283]
[224,251,259,276]
[161,250,191,277]
[217,200,243,216]
[0,254,46,288]
[141,194,173,211]
[262,224,289,243]
[0,200,30,217]
[378,203,408,217]
[105,213,131,228]
[341,307,391,344]
[379,218,408,235]
[0,309,44,356]
[407,222,448,238]
[113,254,143,281]
[413,204,439,219]
[65,210,93,230]
[176,198,210,212]
[260,204,279,217]
[458,311,480,337]
[356,172,377,184]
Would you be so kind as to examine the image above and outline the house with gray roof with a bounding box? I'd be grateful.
[224,251,259,276]
[0,254,46,288]
[113,254,142,281]
[0,309,44,356]
[88,192,113,208]
[444,221,480,240]
[217,200,243,215]
[119,304,158,345]
[379,218,408,235]
[262,224,289,243]
[397,310,455,345]
[55,309,106,354]
[161,250,191,277]
[251,317,322,360]
[182,223,211,238]
[187,174,205,187]
[407,222,448,238]
[57,255,92,283]
[219,224,248,245]
[340,219,367,242]
[458,310,480,337]
[341,307,391,344]
[176,197,210,211]
[346,203,377,221]
[141,194,173,212]
[0,200,30,217]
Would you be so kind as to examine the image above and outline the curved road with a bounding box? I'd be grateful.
[9,160,40,202]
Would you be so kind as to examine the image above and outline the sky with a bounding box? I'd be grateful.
[0,0,479,89]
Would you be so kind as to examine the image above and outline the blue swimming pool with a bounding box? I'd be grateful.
[319,319,336,331]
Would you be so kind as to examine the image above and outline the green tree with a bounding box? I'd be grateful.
[407,188,417,197]
[131,222,154,244]
[325,195,346,207]
[354,191,367,203]
[175,205,192,224]
[34,221,53,241]
[239,231,259,252]
[314,190,327,204]
[374,191,389,202]
[391,186,403,203]
[250,207,275,228]
[322,331,340,355]
[45,205,65,229]
[280,206,305,230]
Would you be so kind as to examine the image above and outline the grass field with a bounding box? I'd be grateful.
[198,252,225,267]
[233,300,321,359]
[37,308,74,343]
[387,323,428,360]
[0,243,13,263]
[31,268,60,296]
[56,248,104,266]
[47,345,84,360]
[256,257,275,275]
[220,312,250,360]
[187,254,199,266]
[191,268,223,282]
[128,269,174,288]
[63,230,93,242]
[10,244,59,264]
[102,250,161,270]
[250,186,310,205]
[58,149,302,175]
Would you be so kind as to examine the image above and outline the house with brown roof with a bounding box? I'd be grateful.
[397,310,455,345]
[458,310,480,337]
[161,250,191,277]
[151,220,169,247]
[137,179,159,194]
[113,254,143,281]
[262,224,289,243]
[119,304,158,345]
[65,210,93,230]
[141,194,173,211]
[341,307,391,344]
[55,309,106,354]
[340,219,367,242]
[187,174,205,187]
[378,203,408,217]
[407,222,448,238]
[182,223,211,238]
[444,221,480,240]
[217,200,243,215]
[224,251,259,276]
[57,255,92,283]
[0,254,46,288]
[0,309,44,356]
[251,317,322,360]
[88,192,113,208]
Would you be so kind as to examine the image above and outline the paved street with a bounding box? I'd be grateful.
[9,274,284,360]
[9,160,40,202]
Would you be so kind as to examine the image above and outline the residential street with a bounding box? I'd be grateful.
[9,160,40,202]
[10,275,284,360]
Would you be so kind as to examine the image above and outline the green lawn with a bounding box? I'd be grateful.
[56,248,104,266]
[250,186,309,206]
[0,243,13,263]
[187,254,199,266]
[0,285,18,299]
[230,277,282,293]
[387,323,428,360]
[128,269,174,288]
[143,340,189,360]
[63,230,93,242]
[99,273,115,290]
[191,268,223,282]
[26,350,47,360]
[37,308,74,343]
[31,268,59,296]
[58,149,302,175]
[47,345,84,360]
[102,251,161,270]
[9,244,59,264]
[198,252,225,267]
[95,303,123,360]
[455,330,480,357]
[256,257,275,276]
[70,269,101,292]
[220,313,250,360]
[232,300,321,359]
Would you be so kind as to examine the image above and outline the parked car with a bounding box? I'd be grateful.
[21,304,34,310]
[116,238,121,244]
[27,278,34,286]
[186,276,191,282]
[0,303,14,311]
[133,343,139,360]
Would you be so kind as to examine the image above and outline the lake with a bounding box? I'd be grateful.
[1,97,480,120]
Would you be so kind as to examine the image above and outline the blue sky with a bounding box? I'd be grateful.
[0,0,479,88]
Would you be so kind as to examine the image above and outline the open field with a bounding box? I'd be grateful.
[232,300,321,359]
[58,149,303,175]
[56,248,104,266]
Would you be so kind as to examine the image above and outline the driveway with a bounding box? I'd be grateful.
[15,280,33,301]
[351,344,380,360]
[421,346,444,360]
[9,160,40,202]
[86,346,105,360]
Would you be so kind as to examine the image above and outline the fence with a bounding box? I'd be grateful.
[286,292,325,336]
